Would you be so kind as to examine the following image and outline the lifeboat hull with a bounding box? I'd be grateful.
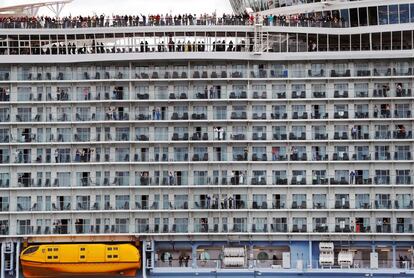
[21,260,139,277]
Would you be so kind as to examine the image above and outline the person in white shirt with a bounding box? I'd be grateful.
[214,127,219,140]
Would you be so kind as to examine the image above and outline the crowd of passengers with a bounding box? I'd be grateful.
[0,12,345,29]
[5,38,250,55]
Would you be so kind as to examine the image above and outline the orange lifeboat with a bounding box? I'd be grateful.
[21,243,141,277]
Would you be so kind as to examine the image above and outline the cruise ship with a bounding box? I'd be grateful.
[0,0,414,277]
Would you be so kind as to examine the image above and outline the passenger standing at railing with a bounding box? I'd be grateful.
[168,254,173,267]
[169,172,174,186]
[156,108,161,120]
[179,255,183,267]
[239,173,244,185]
[350,171,356,184]
[214,128,219,140]
[54,149,59,163]
[351,126,357,139]
[219,128,225,140]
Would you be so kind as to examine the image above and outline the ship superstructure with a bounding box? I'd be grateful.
[0,0,413,277]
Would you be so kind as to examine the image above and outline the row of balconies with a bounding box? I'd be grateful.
[1,128,412,144]
[3,150,413,165]
[10,220,414,236]
[2,89,414,103]
[2,109,412,124]
[3,65,414,82]
[1,132,413,146]
[3,173,413,189]
[4,199,414,213]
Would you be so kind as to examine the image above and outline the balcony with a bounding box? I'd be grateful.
[291,91,306,99]
[291,201,306,209]
[271,113,287,119]
[376,224,391,233]
[271,223,287,233]
[229,91,247,99]
[291,176,306,185]
[375,200,392,209]
[334,91,349,98]
[396,88,412,97]
[355,111,369,119]
[330,177,349,185]
[169,92,188,99]
[394,152,411,160]
[289,132,306,140]
[252,91,267,99]
[395,200,413,209]
[335,224,351,233]
[272,133,287,140]
[252,201,268,209]
[332,152,349,161]
[334,200,350,209]
[396,224,413,233]
[252,113,266,120]
[314,225,328,233]
[191,113,207,120]
[292,225,307,233]
[230,111,247,120]
[308,69,324,77]
[171,112,188,120]
[331,70,350,77]
[251,177,267,185]
[171,133,189,141]
[333,132,348,140]
[192,153,208,161]
[291,112,308,120]
[290,153,307,161]
[355,69,371,76]
[333,111,349,119]
[312,91,326,98]
[393,130,412,139]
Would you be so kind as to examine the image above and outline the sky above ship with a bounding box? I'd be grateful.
[2,0,233,16]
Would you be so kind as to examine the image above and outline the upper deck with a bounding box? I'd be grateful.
[0,0,413,64]
[0,0,413,30]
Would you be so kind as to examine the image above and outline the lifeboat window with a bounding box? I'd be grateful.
[53,256,58,259]
[47,256,52,259]
[53,248,58,251]
[108,255,112,258]
[113,247,118,250]
[23,246,39,255]
[80,248,85,251]
[47,248,52,251]
[107,247,112,251]
[80,255,85,259]
[113,255,118,258]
